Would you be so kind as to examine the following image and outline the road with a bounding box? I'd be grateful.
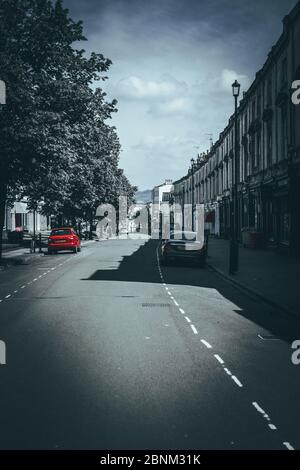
[0,236,299,450]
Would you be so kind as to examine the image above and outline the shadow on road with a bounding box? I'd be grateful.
[82,239,300,343]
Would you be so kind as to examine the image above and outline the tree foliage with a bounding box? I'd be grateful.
[0,0,136,253]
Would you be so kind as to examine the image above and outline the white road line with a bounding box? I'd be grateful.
[167,291,171,296]
[231,376,243,388]
[173,299,179,306]
[163,283,166,286]
[252,402,268,418]
[224,368,232,376]
[268,424,277,430]
[5,294,11,299]
[21,286,26,289]
[185,316,191,323]
[190,325,198,335]
[214,354,225,365]
[283,442,295,451]
[179,308,185,314]
[200,339,212,349]
[14,290,18,294]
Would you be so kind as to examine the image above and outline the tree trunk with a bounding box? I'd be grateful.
[89,210,94,240]
[0,184,8,261]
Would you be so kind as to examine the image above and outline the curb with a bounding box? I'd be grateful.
[207,261,299,320]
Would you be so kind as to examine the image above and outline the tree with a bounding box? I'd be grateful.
[0,0,136,258]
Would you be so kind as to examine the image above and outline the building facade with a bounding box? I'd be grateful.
[152,179,174,208]
[173,1,300,254]
[4,199,51,239]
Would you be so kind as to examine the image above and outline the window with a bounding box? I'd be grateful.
[281,58,287,85]
[51,229,72,236]
[281,109,287,158]
[244,114,248,133]
[250,136,255,170]
[256,133,261,169]
[257,95,261,117]
[267,77,272,105]
[252,100,256,120]
[267,121,272,167]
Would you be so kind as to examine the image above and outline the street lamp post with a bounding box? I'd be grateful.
[229,80,241,275]
[181,186,185,231]
[191,158,195,231]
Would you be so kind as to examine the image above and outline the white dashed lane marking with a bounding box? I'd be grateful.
[252,401,281,437]
[283,442,295,451]
[0,255,77,304]
[214,354,225,365]
[231,375,243,388]
[190,325,198,335]
[201,339,213,349]
[156,244,296,450]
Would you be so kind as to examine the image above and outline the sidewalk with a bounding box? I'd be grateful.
[0,245,43,269]
[207,237,300,318]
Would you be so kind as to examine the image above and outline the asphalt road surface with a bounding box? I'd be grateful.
[0,236,299,450]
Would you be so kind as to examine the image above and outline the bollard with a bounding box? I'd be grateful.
[39,233,42,253]
[30,237,36,254]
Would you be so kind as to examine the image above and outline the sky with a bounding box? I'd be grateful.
[64,0,298,190]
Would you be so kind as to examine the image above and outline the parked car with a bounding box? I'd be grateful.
[48,227,81,254]
[160,230,206,267]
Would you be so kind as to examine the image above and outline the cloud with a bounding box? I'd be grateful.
[133,135,198,150]
[64,0,298,189]
[114,75,187,100]
[220,69,251,92]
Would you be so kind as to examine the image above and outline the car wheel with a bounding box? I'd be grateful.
[73,247,78,253]
[48,250,53,255]
[78,246,81,252]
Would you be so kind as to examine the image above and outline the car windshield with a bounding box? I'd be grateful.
[170,231,197,241]
[51,229,72,236]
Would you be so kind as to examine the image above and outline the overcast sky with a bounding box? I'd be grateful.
[64,0,297,190]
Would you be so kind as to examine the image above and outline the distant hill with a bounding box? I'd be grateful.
[135,189,152,204]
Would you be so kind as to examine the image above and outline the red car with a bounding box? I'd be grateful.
[48,227,81,254]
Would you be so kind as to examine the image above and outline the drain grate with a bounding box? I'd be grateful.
[142,303,171,308]
[258,334,279,341]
